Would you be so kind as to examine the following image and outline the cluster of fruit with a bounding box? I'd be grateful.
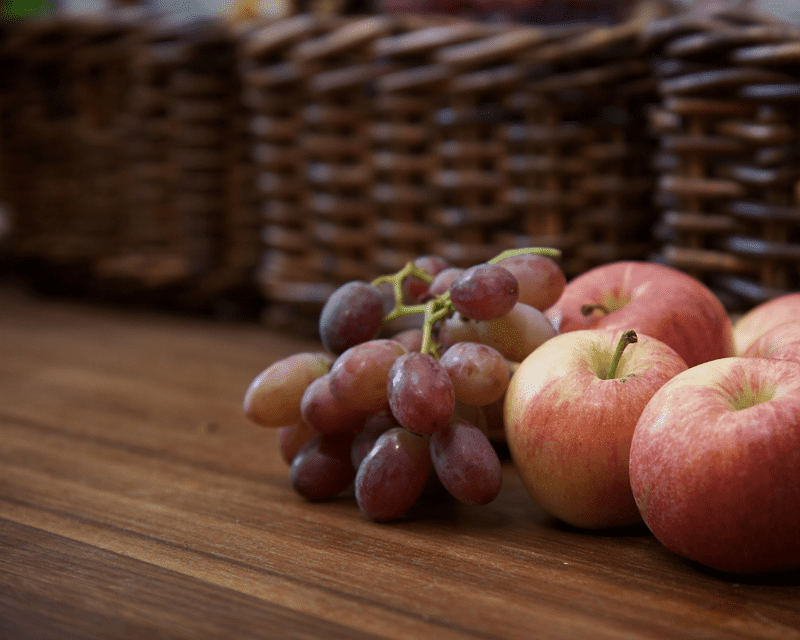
[504,261,800,575]
[243,247,566,521]
[245,251,800,575]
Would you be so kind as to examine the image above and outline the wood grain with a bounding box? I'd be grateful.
[1,282,799,640]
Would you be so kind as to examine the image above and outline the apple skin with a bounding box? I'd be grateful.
[629,357,800,574]
[546,261,734,368]
[504,329,688,529]
[743,320,800,365]
[733,293,800,355]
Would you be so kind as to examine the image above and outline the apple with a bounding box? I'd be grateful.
[629,357,800,574]
[743,320,800,365]
[504,328,688,529]
[546,261,734,368]
[733,293,800,355]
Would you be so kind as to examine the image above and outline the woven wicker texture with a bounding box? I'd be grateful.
[644,10,800,310]
[2,5,797,321]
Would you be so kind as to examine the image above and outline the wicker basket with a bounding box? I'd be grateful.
[643,10,800,311]
[1,18,82,263]
[3,5,798,324]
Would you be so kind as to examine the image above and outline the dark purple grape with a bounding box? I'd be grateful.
[355,427,431,521]
[387,352,454,435]
[430,420,502,506]
[449,263,519,321]
[290,433,356,501]
[319,281,385,354]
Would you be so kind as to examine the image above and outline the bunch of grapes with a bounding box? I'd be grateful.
[243,247,566,521]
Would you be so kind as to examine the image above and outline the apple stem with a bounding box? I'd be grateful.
[581,303,610,317]
[606,330,638,380]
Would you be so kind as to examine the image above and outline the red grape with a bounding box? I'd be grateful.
[244,352,334,428]
[402,255,451,303]
[387,352,455,435]
[328,339,407,413]
[290,433,356,501]
[428,267,464,298]
[430,420,502,506]
[278,423,317,465]
[319,280,385,354]
[449,263,519,321]
[300,374,370,435]
[355,427,431,521]
[476,302,558,362]
[351,411,400,470]
[495,253,566,311]
[440,342,510,406]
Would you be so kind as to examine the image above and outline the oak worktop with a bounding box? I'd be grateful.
[1,282,798,640]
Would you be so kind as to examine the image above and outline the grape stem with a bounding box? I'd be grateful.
[606,330,637,380]
[372,247,560,357]
[487,247,562,264]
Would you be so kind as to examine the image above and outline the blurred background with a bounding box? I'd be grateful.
[2,0,800,332]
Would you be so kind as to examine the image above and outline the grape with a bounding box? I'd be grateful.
[437,312,480,351]
[351,411,399,469]
[328,339,407,413]
[476,302,558,362]
[495,253,566,311]
[479,395,506,443]
[449,263,519,321]
[451,397,506,443]
[440,342,510,406]
[290,433,356,501]
[428,267,464,298]
[355,427,431,521]
[387,352,455,435]
[319,280,386,354]
[430,420,502,506]
[278,423,317,465]
[390,327,424,353]
[244,352,334,428]
[300,374,370,436]
[402,255,451,303]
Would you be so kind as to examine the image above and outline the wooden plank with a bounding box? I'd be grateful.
[1,284,799,639]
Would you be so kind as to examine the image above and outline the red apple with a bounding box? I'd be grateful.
[629,357,800,574]
[743,320,800,365]
[546,261,734,368]
[504,328,688,529]
[733,293,800,355]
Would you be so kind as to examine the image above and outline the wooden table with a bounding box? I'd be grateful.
[1,281,799,640]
